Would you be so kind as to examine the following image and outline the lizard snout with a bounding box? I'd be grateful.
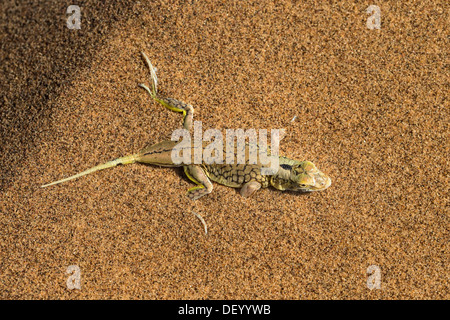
[312,172,331,191]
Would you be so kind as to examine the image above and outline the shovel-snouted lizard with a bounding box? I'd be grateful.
[41,52,331,200]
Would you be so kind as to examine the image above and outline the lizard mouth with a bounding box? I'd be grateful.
[300,173,331,192]
[310,174,331,191]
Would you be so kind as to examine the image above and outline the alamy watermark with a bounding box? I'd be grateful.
[366,5,381,30]
[66,265,81,290]
[170,121,284,175]
[67,5,81,29]
[366,265,381,290]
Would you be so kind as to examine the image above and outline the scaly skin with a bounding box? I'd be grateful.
[41,52,331,200]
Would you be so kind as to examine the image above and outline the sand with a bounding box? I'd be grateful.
[0,0,448,299]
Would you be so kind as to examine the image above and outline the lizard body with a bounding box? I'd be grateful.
[41,52,331,200]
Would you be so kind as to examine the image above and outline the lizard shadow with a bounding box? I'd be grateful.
[280,189,312,197]
[230,187,312,199]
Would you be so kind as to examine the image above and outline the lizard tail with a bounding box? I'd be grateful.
[41,154,139,188]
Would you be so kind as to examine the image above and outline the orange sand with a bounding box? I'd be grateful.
[0,0,448,299]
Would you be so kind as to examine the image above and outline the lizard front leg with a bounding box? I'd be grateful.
[139,52,194,130]
[240,181,262,197]
[183,165,213,200]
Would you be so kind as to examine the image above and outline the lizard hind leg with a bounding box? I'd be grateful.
[183,165,213,200]
[140,51,159,95]
[139,52,194,131]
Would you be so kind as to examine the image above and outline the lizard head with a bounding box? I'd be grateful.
[289,161,331,192]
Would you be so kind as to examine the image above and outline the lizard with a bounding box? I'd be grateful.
[41,52,331,200]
